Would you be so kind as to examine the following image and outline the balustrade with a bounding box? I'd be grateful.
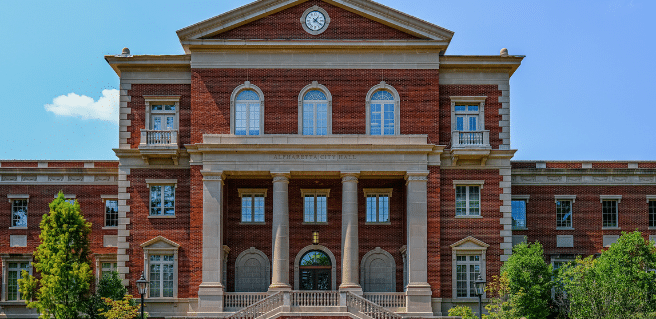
[363,292,406,309]
[346,292,402,319]
[451,130,490,148]
[139,129,178,146]
[291,290,340,307]
[227,291,283,319]
[224,292,268,310]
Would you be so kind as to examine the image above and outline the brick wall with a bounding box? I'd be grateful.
[191,69,440,143]
[426,167,441,297]
[209,0,420,40]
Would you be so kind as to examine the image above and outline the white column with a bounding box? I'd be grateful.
[197,171,225,313]
[340,173,362,293]
[405,172,433,315]
[270,173,291,290]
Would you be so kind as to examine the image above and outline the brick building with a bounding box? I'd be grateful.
[1,0,655,318]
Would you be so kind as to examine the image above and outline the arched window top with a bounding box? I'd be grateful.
[371,90,394,101]
[304,90,327,101]
[300,250,331,266]
[236,90,259,101]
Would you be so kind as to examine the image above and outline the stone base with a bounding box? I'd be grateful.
[197,283,224,313]
[338,285,363,296]
[406,284,433,316]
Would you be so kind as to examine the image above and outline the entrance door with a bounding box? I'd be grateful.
[299,250,331,290]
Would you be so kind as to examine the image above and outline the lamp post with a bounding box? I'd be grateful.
[474,274,487,319]
[136,273,149,319]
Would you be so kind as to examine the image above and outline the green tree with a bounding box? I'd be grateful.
[483,273,524,319]
[87,272,134,319]
[562,231,656,319]
[501,241,553,319]
[100,295,141,319]
[448,305,477,319]
[19,192,93,319]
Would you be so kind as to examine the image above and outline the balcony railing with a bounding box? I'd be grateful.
[452,130,490,148]
[140,129,178,146]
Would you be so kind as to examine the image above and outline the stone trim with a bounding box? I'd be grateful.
[141,236,180,299]
[647,195,656,203]
[599,195,622,203]
[511,170,656,186]
[293,244,337,291]
[499,168,512,261]
[230,81,264,136]
[450,236,488,299]
[0,254,33,302]
[117,167,130,286]
[119,82,132,149]
[238,188,268,197]
[362,188,393,197]
[6,194,29,202]
[234,247,270,292]
[300,189,330,197]
[143,95,181,135]
[360,247,396,292]
[511,195,529,203]
[452,180,484,189]
[365,81,400,136]
[554,195,576,203]
[298,81,332,135]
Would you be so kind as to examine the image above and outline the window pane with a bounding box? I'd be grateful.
[556,200,572,228]
[105,200,118,227]
[511,200,526,229]
[370,104,381,135]
[467,105,479,112]
[237,90,259,101]
[150,186,162,215]
[316,195,327,222]
[150,263,160,297]
[153,116,161,130]
[151,105,163,111]
[163,264,174,297]
[383,103,395,135]
[379,195,389,222]
[164,104,175,111]
[317,103,327,135]
[249,103,259,135]
[455,186,466,216]
[456,116,464,131]
[242,196,252,222]
[366,196,377,222]
[235,103,247,135]
[468,116,477,131]
[303,103,314,135]
[304,196,315,222]
[468,186,480,215]
[12,199,28,227]
[166,116,174,130]
[650,201,656,228]
[253,195,264,222]
[163,185,175,215]
[304,90,327,100]
[602,200,618,227]
[454,105,466,112]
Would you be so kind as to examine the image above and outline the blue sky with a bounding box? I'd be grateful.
[0,0,654,160]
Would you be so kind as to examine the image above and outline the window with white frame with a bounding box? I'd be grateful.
[449,96,487,146]
[147,179,177,217]
[600,195,621,228]
[104,198,118,227]
[144,96,180,135]
[3,260,31,301]
[11,199,28,228]
[648,196,656,228]
[149,254,175,298]
[298,81,332,136]
[101,262,117,279]
[239,189,267,223]
[456,255,481,298]
[555,195,576,229]
[231,82,264,136]
[454,181,483,217]
[363,188,392,223]
[301,189,329,223]
[366,82,400,136]
[511,195,529,230]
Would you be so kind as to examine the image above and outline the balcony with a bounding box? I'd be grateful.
[138,129,180,164]
[450,130,491,166]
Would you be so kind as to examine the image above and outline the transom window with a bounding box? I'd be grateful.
[235,90,261,136]
[456,255,480,298]
[150,185,175,216]
[456,186,480,216]
[650,200,656,228]
[239,189,267,223]
[511,199,527,229]
[370,90,395,135]
[302,90,328,135]
[302,189,329,223]
[557,200,573,228]
[602,200,618,227]
[105,199,118,227]
[149,255,174,298]
[11,199,28,227]
[7,262,30,301]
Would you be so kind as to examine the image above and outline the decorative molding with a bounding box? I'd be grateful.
[238,188,268,198]
[512,195,530,203]
[452,180,484,189]
[554,195,577,203]
[365,81,401,135]
[600,195,622,203]
[272,173,290,183]
[300,189,330,197]
[341,174,359,183]
[298,81,333,135]
[230,81,264,136]
[362,188,393,198]
[647,195,656,203]
[511,171,656,186]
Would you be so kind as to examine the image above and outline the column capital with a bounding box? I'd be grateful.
[405,171,429,184]
[271,172,291,183]
[201,170,225,183]
[340,172,360,183]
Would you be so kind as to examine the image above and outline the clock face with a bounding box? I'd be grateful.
[305,11,326,31]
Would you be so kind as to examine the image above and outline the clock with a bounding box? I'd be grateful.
[301,6,330,35]
[305,11,326,31]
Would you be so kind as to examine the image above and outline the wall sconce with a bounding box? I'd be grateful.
[312,231,319,245]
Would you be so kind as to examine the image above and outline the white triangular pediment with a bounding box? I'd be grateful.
[450,236,490,249]
[176,0,453,42]
[141,236,180,249]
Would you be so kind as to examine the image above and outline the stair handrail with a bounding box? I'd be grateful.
[346,291,402,319]
[227,291,283,319]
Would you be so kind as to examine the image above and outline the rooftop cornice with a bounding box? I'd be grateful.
[182,39,449,51]
[440,55,525,76]
[104,55,191,77]
[176,0,453,53]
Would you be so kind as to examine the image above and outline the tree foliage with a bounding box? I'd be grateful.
[19,192,93,319]
[561,231,656,319]
[100,295,141,319]
[448,305,477,319]
[500,241,553,319]
[87,272,134,319]
[483,273,524,319]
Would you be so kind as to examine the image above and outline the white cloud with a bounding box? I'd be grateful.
[45,89,119,124]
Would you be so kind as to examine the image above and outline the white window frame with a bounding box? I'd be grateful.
[146,179,177,218]
[238,188,268,224]
[144,96,180,131]
[600,195,622,229]
[453,180,484,218]
[647,195,656,229]
[8,194,29,229]
[450,96,486,133]
[1,254,32,302]
[141,236,180,300]
[450,236,488,300]
[95,254,118,282]
[363,188,392,224]
[365,81,400,136]
[511,195,529,230]
[101,195,118,229]
[230,81,264,136]
[298,81,332,136]
[555,195,576,230]
[301,189,330,223]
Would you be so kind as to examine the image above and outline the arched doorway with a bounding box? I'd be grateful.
[299,250,331,290]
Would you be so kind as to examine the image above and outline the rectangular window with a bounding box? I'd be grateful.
[303,192,328,223]
[454,104,480,131]
[101,262,117,279]
[602,200,618,227]
[149,255,174,298]
[7,262,30,301]
[11,199,28,227]
[556,200,573,228]
[456,186,480,216]
[105,199,118,227]
[649,201,655,228]
[456,255,480,298]
[241,194,265,223]
[150,185,175,216]
[366,195,389,223]
[511,200,526,229]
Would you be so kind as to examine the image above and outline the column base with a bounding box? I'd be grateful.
[268,283,292,293]
[338,285,363,296]
[197,282,224,313]
[406,284,433,316]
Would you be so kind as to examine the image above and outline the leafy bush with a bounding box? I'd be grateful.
[448,305,477,319]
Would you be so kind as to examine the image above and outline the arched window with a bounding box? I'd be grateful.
[360,247,396,292]
[299,250,331,290]
[298,81,332,135]
[366,82,400,135]
[234,247,270,292]
[230,81,264,135]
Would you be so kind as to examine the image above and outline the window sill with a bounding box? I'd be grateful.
[0,301,27,306]
[602,227,621,230]
[148,215,176,219]
[144,297,183,302]
[455,215,483,219]
[365,222,392,225]
[9,226,27,230]
[512,227,528,231]
[102,226,118,230]
[556,227,575,231]
[453,297,489,302]
[239,222,266,225]
[648,226,656,230]
[302,222,329,225]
